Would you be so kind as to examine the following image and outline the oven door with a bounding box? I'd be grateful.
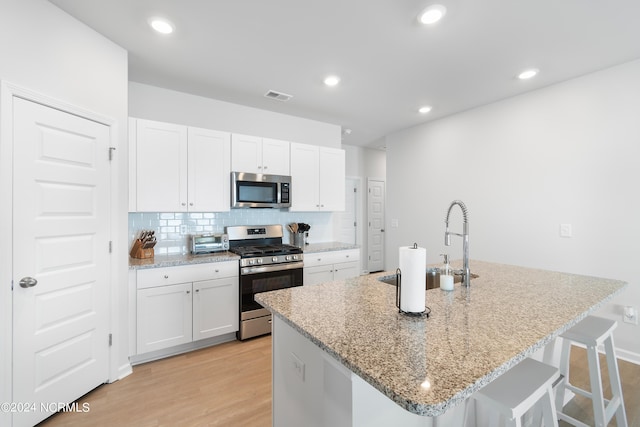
[240,262,303,316]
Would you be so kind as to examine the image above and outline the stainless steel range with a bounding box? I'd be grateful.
[226,224,303,340]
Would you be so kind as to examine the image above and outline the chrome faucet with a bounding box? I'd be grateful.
[445,200,470,287]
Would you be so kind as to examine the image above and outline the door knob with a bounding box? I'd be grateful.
[19,277,38,288]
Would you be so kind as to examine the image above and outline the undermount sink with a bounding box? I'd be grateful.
[378,270,479,290]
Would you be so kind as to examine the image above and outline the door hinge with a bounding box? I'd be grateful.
[109,241,113,253]
[353,221,357,227]
[353,188,357,193]
[109,147,116,161]
[108,333,113,346]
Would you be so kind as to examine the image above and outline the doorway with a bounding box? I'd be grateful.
[367,179,385,272]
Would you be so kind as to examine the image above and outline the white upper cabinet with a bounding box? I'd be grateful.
[133,119,188,212]
[130,119,231,212]
[231,134,290,175]
[188,127,231,212]
[319,147,346,211]
[290,142,345,212]
[262,138,290,175]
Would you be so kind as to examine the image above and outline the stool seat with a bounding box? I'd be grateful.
[475,358,559,427]
[556,316,628,427]
[560,316,616,347]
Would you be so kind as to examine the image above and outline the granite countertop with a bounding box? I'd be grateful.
[255,260,626,417]
[302,241,359,253]
[128,252,240,270]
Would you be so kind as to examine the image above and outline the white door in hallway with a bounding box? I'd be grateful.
[12,97,110,427]
[367,179,385,272]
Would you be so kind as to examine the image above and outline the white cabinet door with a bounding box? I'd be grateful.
[193,276,239,340]
[319,147,346,211]
[231,133,262,173]
[333,261,360,281]
[304,265,335,286]
[290,143,345,212]
[188,127,231,212]
[290,142,320,211]
[137,283,193,354]
[262,138,290,175]
[136,119,188,212]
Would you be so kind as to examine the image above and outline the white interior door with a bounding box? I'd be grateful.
[12,97,110,426]
[367,179,385,273]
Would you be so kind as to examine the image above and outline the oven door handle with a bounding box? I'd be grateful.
[241,261,304,275]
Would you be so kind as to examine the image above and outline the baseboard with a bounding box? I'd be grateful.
[615,348,640,366]
[115,362,133,382]
[129,332,237,365]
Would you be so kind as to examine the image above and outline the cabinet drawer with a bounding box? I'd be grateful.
[137,261,238,289]
[331,249,360,263]
[304,249,360,267]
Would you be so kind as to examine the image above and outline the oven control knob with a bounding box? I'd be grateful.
[285,255,291,261]
[249,259,255,265]
[292,255,298,260]
[272,256,278,262]
[257,258,263,264]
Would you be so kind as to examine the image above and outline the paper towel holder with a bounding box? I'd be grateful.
[395,267,431,318]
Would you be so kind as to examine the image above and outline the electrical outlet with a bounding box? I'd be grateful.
[560,223,572,238]
[624,306,638,325]
[180,224,188,235]
[290,352,305,381]
[391,219,399,228]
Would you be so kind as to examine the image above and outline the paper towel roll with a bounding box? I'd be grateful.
[398,245,426,313]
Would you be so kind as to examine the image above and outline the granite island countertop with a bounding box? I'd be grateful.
[255,260,627,417]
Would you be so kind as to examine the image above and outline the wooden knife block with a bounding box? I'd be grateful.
[130,239,154,259]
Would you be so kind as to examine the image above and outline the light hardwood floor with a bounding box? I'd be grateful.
[39,339,639,427]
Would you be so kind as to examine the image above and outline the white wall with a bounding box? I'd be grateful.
[343,145,387,270]
[129,82,341,148]
[384,59,640,361]
[0,2,130,417]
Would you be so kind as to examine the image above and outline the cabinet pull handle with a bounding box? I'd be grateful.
[181,202,186,206]
[263,165,268,169]
[195,289,200,293]
[164,275,169,279]
[215,269,219,273]
[189,202,194,206]
[186,290,190,294]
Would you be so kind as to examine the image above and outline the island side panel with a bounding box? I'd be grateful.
[273,316,447,427]
[273,316,352,427]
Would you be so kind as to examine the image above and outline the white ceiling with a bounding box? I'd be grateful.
[50,0,640,149]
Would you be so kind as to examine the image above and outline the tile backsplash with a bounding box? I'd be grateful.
[129,210,335,255]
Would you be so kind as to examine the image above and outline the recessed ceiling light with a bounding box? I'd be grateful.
[518,68,539,80]
[418,106,433,114]
[418,5,447,25]
[149,17,174,34]
[324,75,340,87]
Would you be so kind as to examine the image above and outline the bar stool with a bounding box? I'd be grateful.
[474,358,560,427]
[555,316,628,427]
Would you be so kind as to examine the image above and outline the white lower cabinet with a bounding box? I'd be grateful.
[136,261,238,355]
[137,282,193,353]
[304,249,360,286]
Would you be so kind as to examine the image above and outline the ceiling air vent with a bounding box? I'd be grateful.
[264,90,293,102]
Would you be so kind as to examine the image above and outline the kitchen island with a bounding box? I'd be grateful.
[255,260,626,427]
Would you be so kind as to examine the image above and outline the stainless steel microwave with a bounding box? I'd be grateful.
[231,172,291,208]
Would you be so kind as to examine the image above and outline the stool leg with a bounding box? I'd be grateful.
[586,344,607,427]
[540,384,559,427]
[555,339,571,413]
[603,335,628,427]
